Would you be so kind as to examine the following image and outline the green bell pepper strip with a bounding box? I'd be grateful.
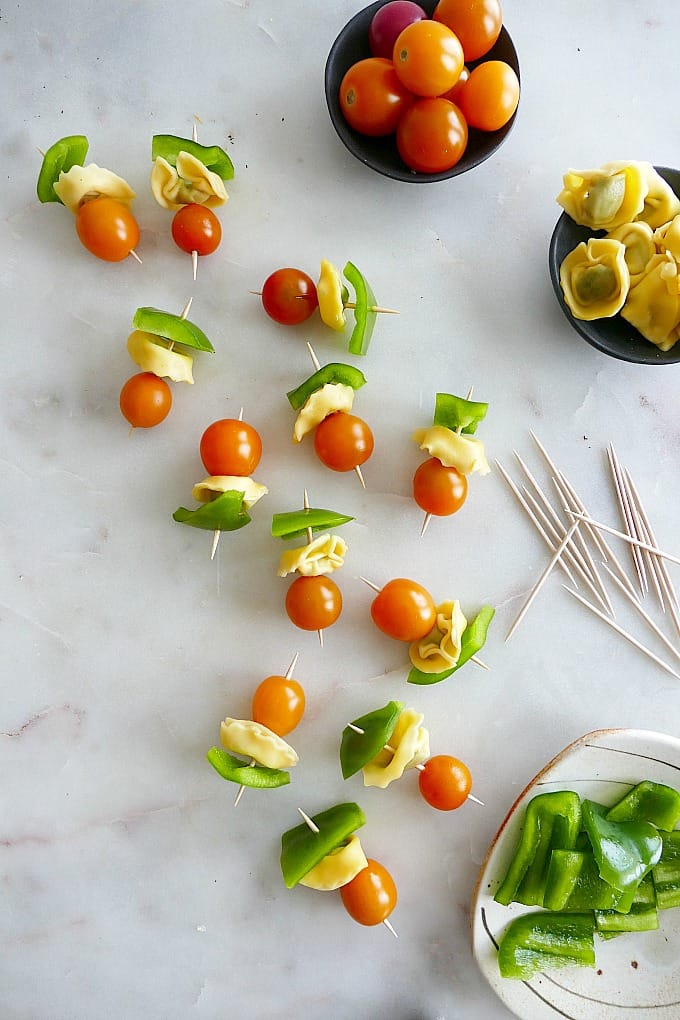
[432,392,489,435]
[343,261,377,356]
[581,799,662,893]
[606,780,680,832]
[36,135,89,203]
[494,791,582,907]
[652,830,680,909]
[132,307,215,354]
[271,507,354,541]
[286,363,367,410]
[562,850,636,912]
[173,490,251,532]
[543,849,585,911]
[497,911,595,980]
[206,748,290,789]
[407,605,495,686]
[339,701,404,780]
[280,802,366,889]
[595,875,659,935]
[151,133,234,181]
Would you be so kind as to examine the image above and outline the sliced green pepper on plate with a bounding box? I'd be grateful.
[271,507,354,540]
[173,490,251,532]
[497,911,595,980]
[595,874,659,935]
[37,134,89,203]
[132,306,215,354]
[206,748,290,789]
[286,363,366,410]
[280,802,366,889]
[151,134,234,180]
[581,799,662,893]
[339,701,404,780]
[432,392,489,434]
[606,779,680,831]
[652,830,680,909]
[407,605,495,686]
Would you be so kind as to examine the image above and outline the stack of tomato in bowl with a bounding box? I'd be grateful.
[325,0,520,182]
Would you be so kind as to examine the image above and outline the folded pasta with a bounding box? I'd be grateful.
[559,237,630,320]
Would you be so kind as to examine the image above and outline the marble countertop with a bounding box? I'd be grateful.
[2,2,680,1018]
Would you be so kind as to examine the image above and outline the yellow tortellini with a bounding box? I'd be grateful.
[277,534,347,577]
[299,835,368,891]
[53,163,136,212]
[317,259,346,332]
[409,600,468,674]
[292,383,355,442]
[559,237,630,320]
[557,163,647,231]
[412,426,490,476]
[621,252,680,352]
[191,476,268,508]
[150,152,228,210]
[606,221,656,285]
[633,161,680,228]
[126,330,194,384]
[653,215,680,261]
[219,718,298,770]
[361,707,430,789]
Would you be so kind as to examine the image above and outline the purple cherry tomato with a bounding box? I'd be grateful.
[369,1,428,60]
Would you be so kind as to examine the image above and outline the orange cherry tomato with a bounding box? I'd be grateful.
[370,578,436,642]
[439,65,469,105]
[75,197,140,262]
[171,203,222,255]
[285,576,342,632]
[433,0,503,62]
[339,57,414,137]
[413,457,468,516]
[199,418,262,476]
[119,372,172,428]
[456,60,520,131]
[340,859,397,926]
[418,754,472,810]
[392,20,464,97]
[396,98,468,174]
[261,268,318,325]
[313,412,374,473]
[251,674,305,736]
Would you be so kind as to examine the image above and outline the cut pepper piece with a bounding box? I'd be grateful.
[581,799,662,893]
[286,363,366,410]
[432,392,488,434]
[497,911,595,980]
[280,802,366,889]
[595,875,659,935]
[606,780,680,832]
[36,134,89,203]
[543,849,585,911]
[206,748,290,789]
[408,605,494,686]
[344,261,377,356]
[652,830,680,909]
[132,307,215,354]
[340,701,404,780]
[272,507,354,541]
[562,849,636,912]
[151,133,234,180]
[172,489,251,532]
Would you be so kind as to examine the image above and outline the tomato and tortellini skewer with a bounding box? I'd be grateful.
[340,701,479,812]
[37,134,140,262]
[280,802,398,931]
[120,304,215,429]
[556,160,680,351]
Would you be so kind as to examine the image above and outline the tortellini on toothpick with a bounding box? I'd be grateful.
[361,708,430,789]
[191,475,268,508]
[299,835,368,891]
[219,718,298,770]
[412,426,490,476]
[277,534,347,577]
[150,152,228,210]
[53,163,136,212]
[560,237,630,320]
[292,383,355,442]
[409,600,468,674]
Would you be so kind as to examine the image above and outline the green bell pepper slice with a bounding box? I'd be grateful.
[280,802,366,889]
[343,261,377,356]
[562,849,636,912]
[173,490,251,532]
[595,875,658,935]
[494,791,582,907]
[37,135,89,203]
[151,133,234,181]
[206,747,290,789]
[286,363,366,410]
[581,799,662,894]
[606,780,680,832]
[408,605,495,686]
[272,507,354,541]
[339,701,404,780]
[432,392,489,434]
[132,306,215,354]
[497,911,595,980]
[652,830,680,909]
[543,849,585,911]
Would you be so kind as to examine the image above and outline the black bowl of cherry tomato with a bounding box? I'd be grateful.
[548,165,680,365]
[325,0,520,183]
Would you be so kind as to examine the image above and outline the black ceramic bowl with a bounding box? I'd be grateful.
[325,0,520,183]
[548,166,680,365]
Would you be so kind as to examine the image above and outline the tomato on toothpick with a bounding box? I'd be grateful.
[199,417,263,477]
[413,457,468,516]
[171,203,222,256]
[261,268,319,325]
[313,411,374,475]
[76,197,140,262]
[252,668,306,737]
[285,575,343,634]
[368,577,436,642]
[119,372,172,429]
[340,859,398,927]
[418,754,473,810]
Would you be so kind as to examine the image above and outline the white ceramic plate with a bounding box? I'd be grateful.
[471,729,680,1019]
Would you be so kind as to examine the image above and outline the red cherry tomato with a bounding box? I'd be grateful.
[433,0,503,62]
[251,674,305,736]
[339,58,414,137]
[285,576,342,632]
[392,20,464,97]
[75,197,140,262]
[261,268,318,325]
[199,418,262,476]
[313,412,374,473]
[340,859,398,926]
[418,755,472,810]
[413,457,468,516]
[369,1,428,59]
[396,98,468,174]
[456,60,520,131]
[119,372,172,428]
[171,204,222,255]
[370,578,436,642]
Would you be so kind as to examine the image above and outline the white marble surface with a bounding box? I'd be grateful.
[2,2,680,1018]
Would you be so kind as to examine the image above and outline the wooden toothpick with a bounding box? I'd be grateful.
[505,521,581,642]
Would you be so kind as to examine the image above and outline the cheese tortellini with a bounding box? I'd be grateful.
[559,237,630,320]
[361,707,430,789]
[621,252,680,352]
[277,533,347,577]
[292,382,355,442]
[409,600,468,674]
[219,718,298,770]
[557,162,647,231]
[412,426,490,476]
[299,834,368,891]
[126,330,194,384]
[191,476,268,508]
[53,163,136,212]
[151,152,228,210]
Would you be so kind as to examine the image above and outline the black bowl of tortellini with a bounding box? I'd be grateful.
[548,162,680,364]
